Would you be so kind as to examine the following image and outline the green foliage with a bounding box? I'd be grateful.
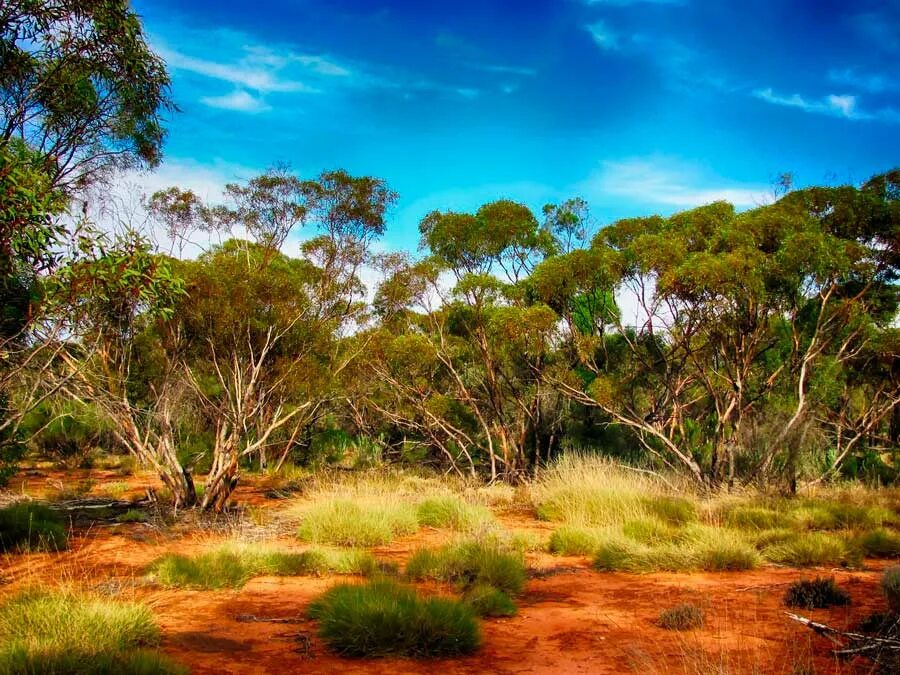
[308,580,481,657]
[725,506,792,530]
[762,533,854,567]
[147,545,376,589]
[416,496,493,531]
[0,503,66,552]
[882,566,900,613]
[656,603,704,630]
[464,583,517,617]
[548,526,604,555]
[1,1,174,188]
[853,529,900,558]
[406,539,526,594]
[297,499,418,546]
[116,509,149,524]
[644,496,697,525]
[784,577,851,609]
[0,590,184,674]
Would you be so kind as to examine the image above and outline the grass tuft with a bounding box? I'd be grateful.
[463,583,517,617]
[0,503,67,552]
[548,526,604,556]
[882,566,900,613]
[416,496,493,531]
[308,580,481,657]
[853,529,900,558]
[297,499,418,546]
[656,603,704,630]
[148,544,376,589]
[763,533,854,567]
[784,577,851,609]
[406,539,526,594]
[0,590,185,674]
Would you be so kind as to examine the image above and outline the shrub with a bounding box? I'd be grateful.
[308,581,481,657]
[763,533,853,567]
[656,603,704,630]
[854,529,900,558]
[784,577,851,609]
[548,527,603,555]
[148,545,376,589]
[406,539,526,594]
[464,583,517,617]
[116,509,150,524]
[0,503,67,552]
[416,496,492,531]
[882,566,900,613]
[297,499,418,546]
[0,590,185,674]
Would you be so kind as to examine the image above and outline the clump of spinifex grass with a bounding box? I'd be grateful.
[406,538,526,595]
[882,566,900,613]
[147,544,376,589]
[762,533,856,568]
[0,590,186,674]
[416,495,493,531]
[463,583,517,617]
[308,580,481,657]
[656,603,704,630]
[784,577,851,609]
[0,503,67,552]
[296,499,418,546]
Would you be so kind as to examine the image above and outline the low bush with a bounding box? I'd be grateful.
[464,583,517,617]
[548,526,603,555]
[656,603,704,630]
[854,529,900,558]
[297,499,418,546]
[725,506,791,530]
[0,503,67,552]
[763,533,854,567]
[882,566,900,613]
[148,545,376,589]
[308,580,481,657]
[783,577,851,609]
[0,590,185,674]
[406,539,526,594]
[116,509,150,524]
[416,496,493,531]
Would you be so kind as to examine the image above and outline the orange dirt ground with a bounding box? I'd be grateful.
[1,467,893,674]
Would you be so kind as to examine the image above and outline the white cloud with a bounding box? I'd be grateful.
[586,21,619,50]
[456,87,479,98]
[753,87,900,123]
[200,89,271,113]
[577,157,767,209]
[828,68,897,93]
[468,63,537,77]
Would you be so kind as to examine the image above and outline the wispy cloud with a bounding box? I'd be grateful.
[754,88,900,123]
[200,90,271,113]
[465,63,537,77]
[828,68,897,93]
[586,21,620,49]
[577,157,767,209]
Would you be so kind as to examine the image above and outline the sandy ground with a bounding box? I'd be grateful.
[1,466,893,674]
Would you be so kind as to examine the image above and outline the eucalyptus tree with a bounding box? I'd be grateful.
[1,0,174,190]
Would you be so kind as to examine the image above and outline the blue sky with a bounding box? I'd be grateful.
[132,0,900,250]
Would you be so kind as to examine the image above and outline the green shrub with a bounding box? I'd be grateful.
[416,496,492,531]
[0,590,185,674]
[148,545,376,589]
[406,539,526,594]
[464,583,517,617]
[0,503,67,552]
[308,580,481,657]
[882,566,900,613]
[656,603,704,630]
[763,533,853,567]
[548,527,603,555]
[297,499,418,546]
[784,577,851,609]
[854,529,900,558]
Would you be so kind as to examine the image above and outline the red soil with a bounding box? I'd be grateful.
[1,466,892,674]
